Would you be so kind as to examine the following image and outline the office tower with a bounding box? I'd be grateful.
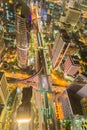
[65,8,81,26]
[52,32,62,68]
[67,73,87,98]
[77,84,87,97]
[0,72,9,129]
[58,91,71,119]
[0,37,5,62]
[64,55,81,77]
[3,1,15,21]
[80,0,87,11]
[16,15,29,68]
[58,89,84,130]
[58,89,83,119]
[74,73,87,85]
[52,31,70,69]
[52,32,79,70]
[0,72,9,105]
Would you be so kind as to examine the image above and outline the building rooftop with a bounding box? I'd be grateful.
[70,55,80,66]
[68,84,82,93]
[65,8,81,26]
[67,89,83,115]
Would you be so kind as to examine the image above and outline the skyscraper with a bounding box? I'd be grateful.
[77,84,87,97]
[58,89,83,119]
[16,15,29,68]
[80,0,87,11]
[52,31,70,69]
[64,55,81,77]
[0,72,9,129]
[0,72,9,105]
[74,73,87,85]
[0,37,5,62]
[65,8,81,26]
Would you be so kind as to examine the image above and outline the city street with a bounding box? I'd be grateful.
[0,0,87,130]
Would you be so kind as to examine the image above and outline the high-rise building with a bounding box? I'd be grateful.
[67,73,87,98]
[64,55,81,77]
[80,0,87,11]
[58,89,83,119]
[52,31,70,69]
[77,84,87,97]
[0,72,9,129]
[74,73,87,85]
[0,72,9,105]
[58,88,84,130]
[16,15,29,68]
[65,8,81,26]
[52,32,63,68]
[0,37,5,62]
[52,32,80,70]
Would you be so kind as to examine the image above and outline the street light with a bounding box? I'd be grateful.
[17,118,31,124]
[16,103,31,124]
[16,87,32,125]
